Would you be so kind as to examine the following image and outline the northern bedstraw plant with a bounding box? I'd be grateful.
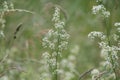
[42,7,71,80]
[88,0,120,80]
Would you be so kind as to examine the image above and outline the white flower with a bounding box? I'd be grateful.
[112,34,119,41]
[49,58,56,67]
[41,7,70,80]
[102,11,110,18]
[52,7,60,22]
[91,69,99,76]
[92,4,110,18]
[88,31,106,40]
[58,41,68,51]
[101,61,112,69]
[42,52,50,59]
[117,27,120,32]
[100,48,108,59]
[114,22,120,27]
[54,21,65,29]
[0,76,8,80]
[70,45,79,54]
[99,41,108,48]
[3,1,9,11]
[0,30,5,38]
[64,72,74,80]
[68,55,76,61]
[92,5,105,14]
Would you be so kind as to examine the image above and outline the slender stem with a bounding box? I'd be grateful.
[54,28,61,80]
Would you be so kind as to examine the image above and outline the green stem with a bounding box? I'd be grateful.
[54,28,61,80]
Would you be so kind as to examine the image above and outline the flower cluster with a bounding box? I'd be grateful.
[39,52,51,80]
[0,30,4,38]
[99,41,120,68]
[42,7,70,80]
[114,22,120,32]
[88,31,106,40]
[58,56,76,80]
[56,46,79,80]
[114,22,120,27]
[90,1,120,79]
[91,69,100,80]
[92,4,110,18]
[42,7,70,51]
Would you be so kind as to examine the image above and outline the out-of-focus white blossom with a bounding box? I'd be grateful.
[70,45,80,54]
[91,69,100,76]
[114,22,120,32]
[0,30,5,38]
[64,72,75,80]
[117,27,120,32]
[0,76,8,80]
[92,4,110,18]
[102,11,110,18]
[88,31,106,40]
[114,22,120,27]
[112,34,119,41]
[91,69,100,80]
[92,5,105,14]
[68,55,76,61]
[58,58,76,80]
[100,48,108,59]
[100,61,112,70]
[3,1,9,11]
[99,42,119,60]
[42,52,50,59]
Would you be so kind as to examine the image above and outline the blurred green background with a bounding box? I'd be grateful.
[0,0,120,80]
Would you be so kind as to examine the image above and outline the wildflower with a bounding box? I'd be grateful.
[42,7,69,51]
[88,31,106,40]
[92,5,105,14]
[100,48,108,59]
[3,1,9,11]
[91,69,100,80]
[112,34,119,41]
[52,7,60,22]
[70,45,79,54]
[114,22,120,27]
[64,72,74,80]
[42,52,50,59]
[0,76,8,80]
[101,61,112,70]
[41,7,70,80]
[91,69,100,76]
[117,27,120,32]
[92,4,110,18]
[0,30,5,38]
[102,11,110,18]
